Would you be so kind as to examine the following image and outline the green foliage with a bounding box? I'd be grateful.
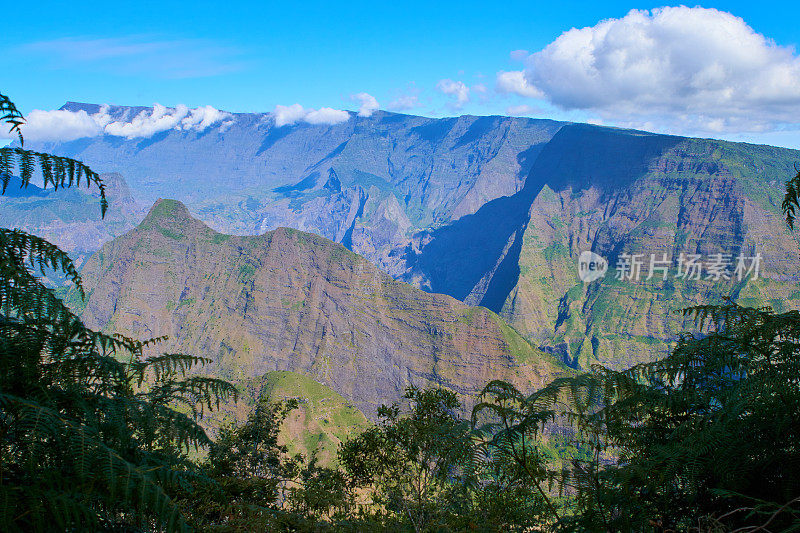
[211,233,231,244]
[287,457,352,522]
[472,303,800,532]
[237,263,256,280]
[783,166,800,229]
[0,92,236,532]
[160,227,185,240]
[0,93,24,144]
[210,398,301,485]
[472,380,570,525]
[339,387,472,532]
[179,399,300,531]
[179,397,354,531]
[604,304,800,530]
[0,147,107,216]
[339,387,549,532]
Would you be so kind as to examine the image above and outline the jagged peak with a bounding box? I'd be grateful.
[133,199,222,242]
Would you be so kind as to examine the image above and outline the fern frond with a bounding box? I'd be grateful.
[0,148,107,216]
[0,392,190,532]
[0,92,24,145]
[132,353,212,385]
[146,375,239,414]
[783,166,800,230]
[0,228,84,298]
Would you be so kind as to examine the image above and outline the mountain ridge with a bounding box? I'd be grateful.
[27,104,800,370]
[72,198,567,418]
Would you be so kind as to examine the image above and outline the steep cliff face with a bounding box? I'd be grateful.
[37,104,563,274]
[405,125,800,368]
[74,199,566,417]
[33,106,800,370]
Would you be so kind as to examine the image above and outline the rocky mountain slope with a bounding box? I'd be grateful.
[404,125,800,367]
[70,199,565,418]
[34,104,800,369]
[35,103,562,275]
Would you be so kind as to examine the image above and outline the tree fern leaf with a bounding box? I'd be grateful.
[784,167,800,230]
[0,92,24,145]
[0,148,107,217]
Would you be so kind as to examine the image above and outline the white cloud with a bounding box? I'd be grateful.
[496,71,543,98]
[273,104,351,126]
[351,92,379,117]
[181,105,234,131]
[16,109,103,141]
[508,7,800,133]
[387,94,420,111]
[436,79,470,108]
[273,104,307,127]
[103,104,233,138]
[104,103,189,138]
[305,107,350,125]
[4,104,234,141]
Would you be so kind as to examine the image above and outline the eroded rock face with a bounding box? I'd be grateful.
[39,105,563,270]
[33,107,800,370]
[406,126,800,369]
[75,199,565,418]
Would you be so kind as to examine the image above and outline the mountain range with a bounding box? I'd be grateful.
[24,103,800,371]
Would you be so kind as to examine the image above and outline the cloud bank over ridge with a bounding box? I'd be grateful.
[273,104,351,126]
[6,104,235,142]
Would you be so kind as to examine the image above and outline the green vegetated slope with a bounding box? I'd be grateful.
[249,371,371,465]
[497,126,800,368]
[72,199,567,426]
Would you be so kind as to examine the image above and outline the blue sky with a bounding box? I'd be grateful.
[4,1,800,147]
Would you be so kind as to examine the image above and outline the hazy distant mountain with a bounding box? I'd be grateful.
[70,200,565,418]
[33,104,800,369]
[0,172,145,269]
